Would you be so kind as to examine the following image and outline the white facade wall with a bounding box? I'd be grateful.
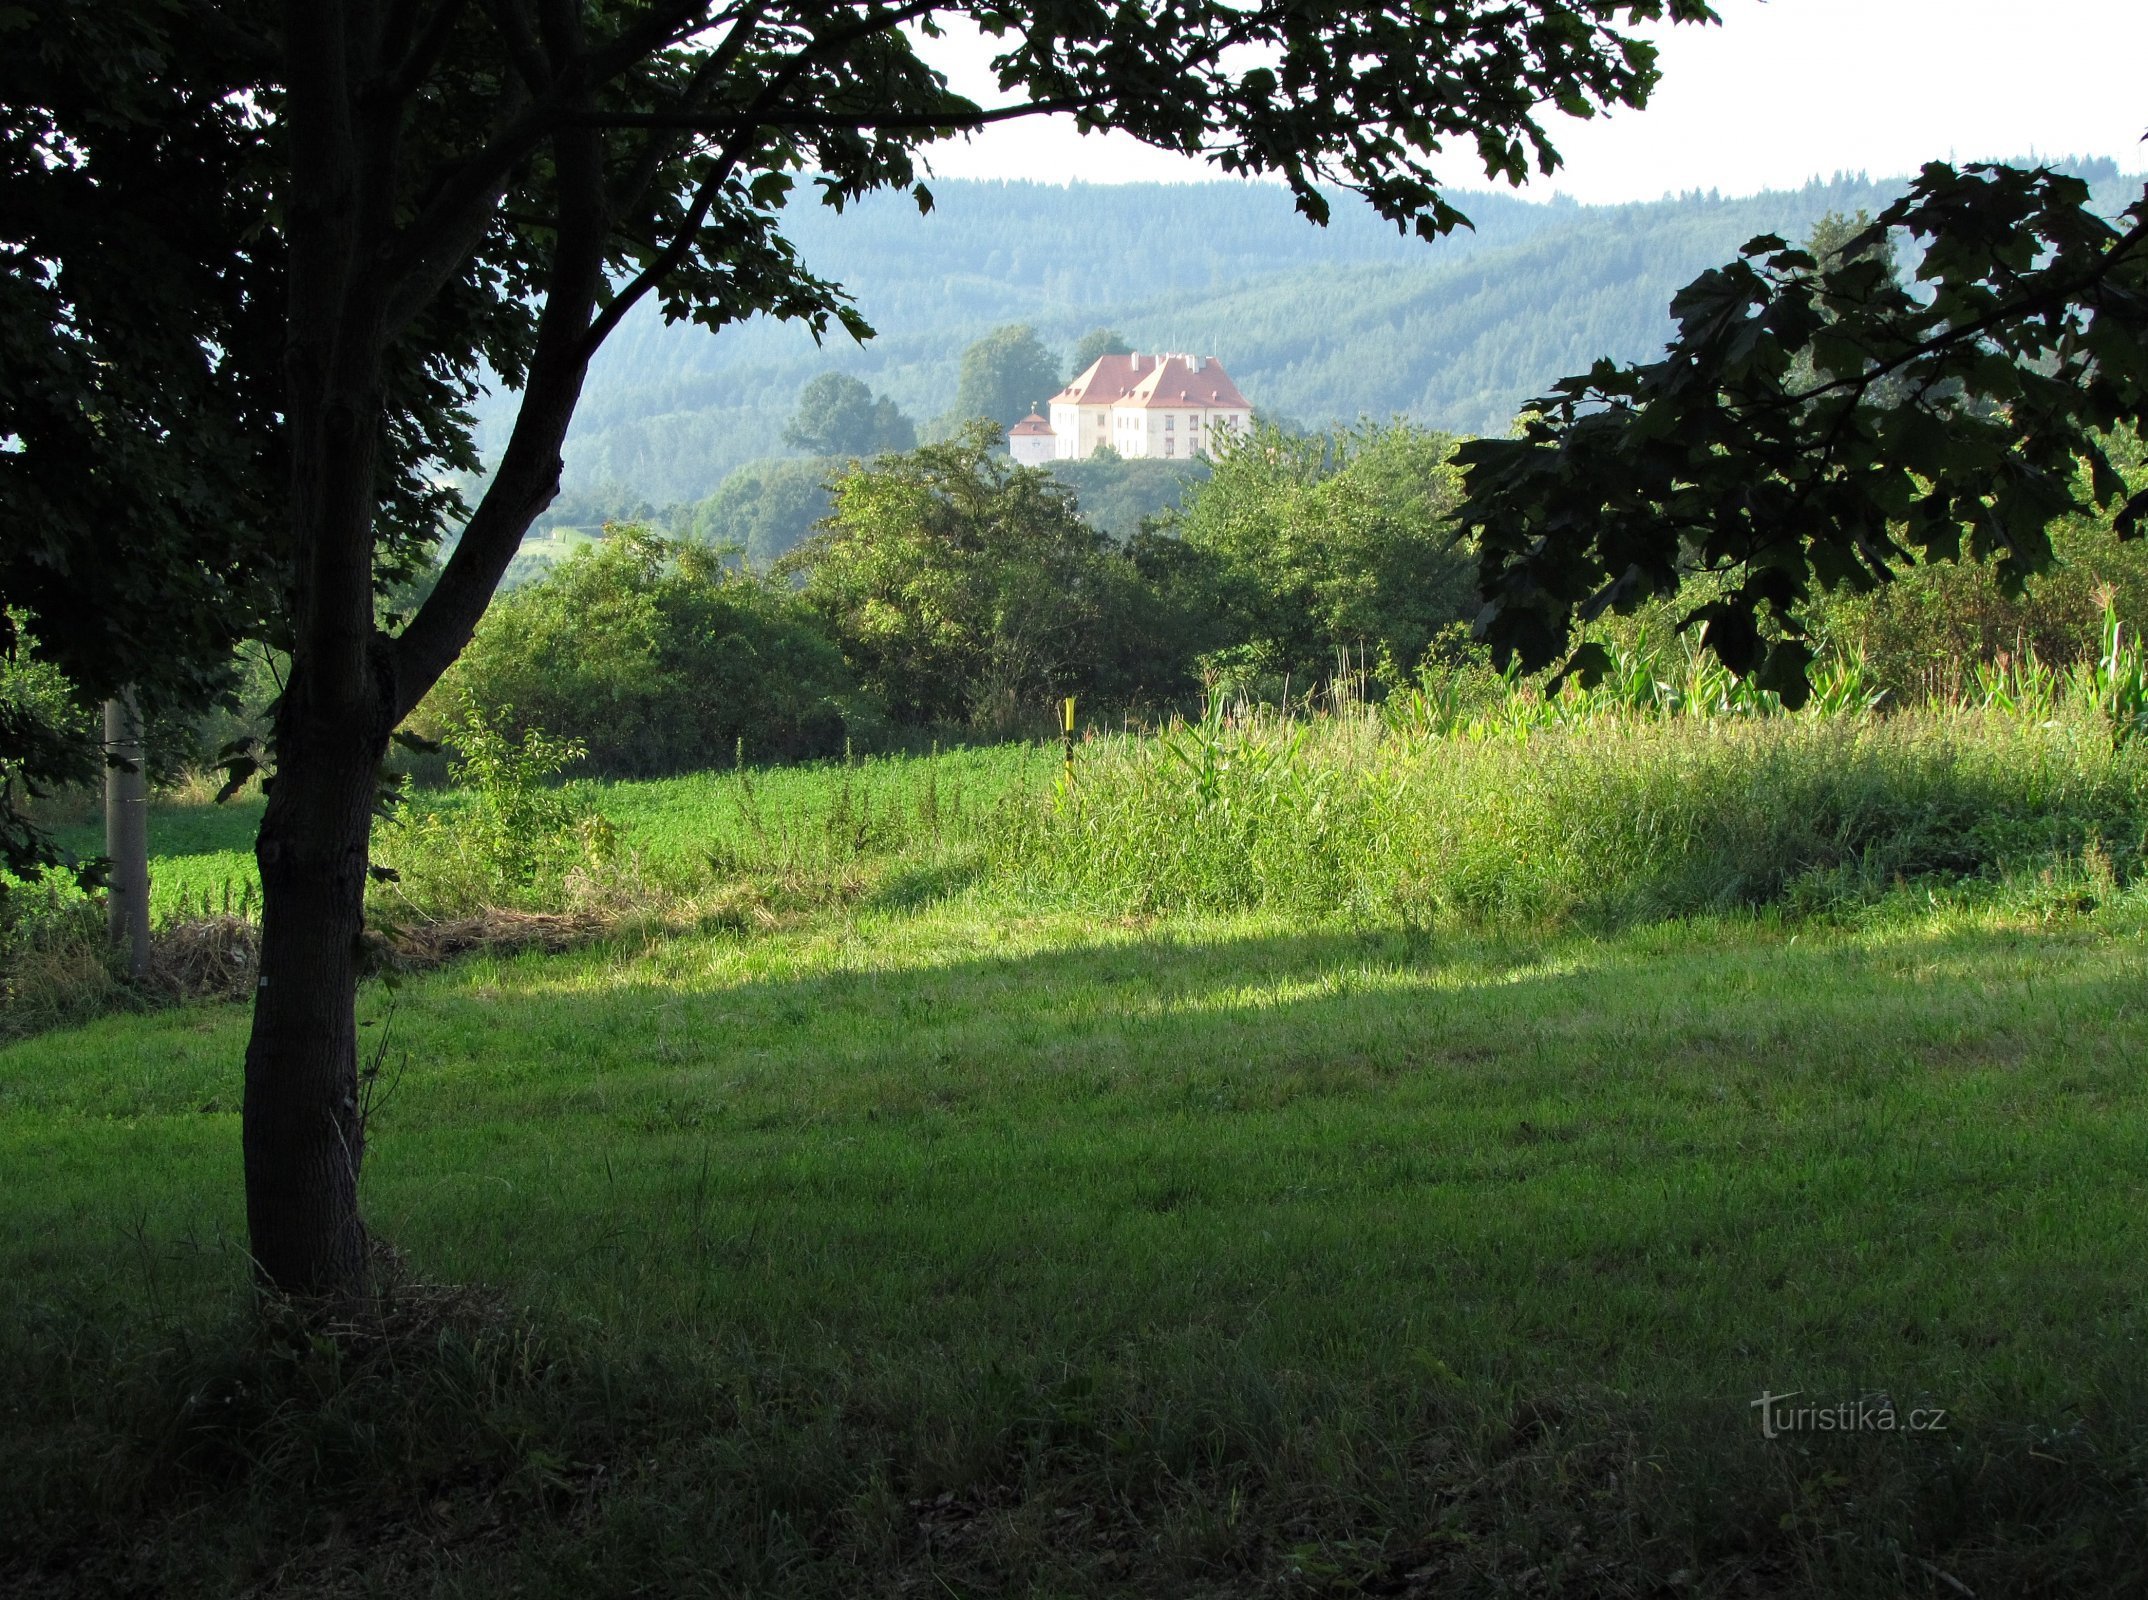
[1049,355,1251,461]
[1009,429,1056,466]
[1049,403,1114,460]
[1111,405,1251,460]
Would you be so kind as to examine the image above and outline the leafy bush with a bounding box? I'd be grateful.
[1041,452,1206,539]
[0,883,124,1039]
[420,529,871,776]
[1808,433,2148,699]
[375,697,619,917]
[781,423,1188,729]
[1156,419,1476,693]
[686,456,837,567]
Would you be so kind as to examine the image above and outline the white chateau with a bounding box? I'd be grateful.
[1007,352,1253,466]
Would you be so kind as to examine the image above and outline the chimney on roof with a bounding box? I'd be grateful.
[1190,354,1205,373]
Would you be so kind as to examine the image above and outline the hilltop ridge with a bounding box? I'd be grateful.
[485,159,2141,504]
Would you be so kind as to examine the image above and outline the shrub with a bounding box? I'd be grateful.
[375,697,618,918]
[0,883,124,1039]
[1808,431,2148,699]
[419,529,872,776]
[1158,420,1475,693]
[686,456,837,567]
[781,423,1185,728]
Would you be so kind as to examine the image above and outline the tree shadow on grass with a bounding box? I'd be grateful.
[852,856,987,913]
[8,911,2148,1596]
[386,909,2148,1396]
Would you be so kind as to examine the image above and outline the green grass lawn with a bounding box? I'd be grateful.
[38,739,1038,925]
[7,867,2148,1593]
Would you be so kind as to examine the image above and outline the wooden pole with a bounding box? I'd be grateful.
[103,690,150,980]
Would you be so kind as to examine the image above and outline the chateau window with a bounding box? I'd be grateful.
[1164,415,1174,431]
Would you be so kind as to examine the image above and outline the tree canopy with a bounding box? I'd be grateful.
[780,422,1148,725]
[1459,161,2148,703]
[782,372,916,457]
[0,2,448,872]
[1165,420,1474,686]
[688,456,838,567]
[1070,326,1135,374]
[427,529,860,773]
[949,323,1065,430]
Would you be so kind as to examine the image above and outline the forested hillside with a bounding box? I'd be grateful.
[486,159,2140,507]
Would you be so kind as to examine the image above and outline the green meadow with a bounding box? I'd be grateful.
[7,711,2148,1595]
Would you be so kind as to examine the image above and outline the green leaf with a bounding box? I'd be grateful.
[1549,640,1613,694]
[214,756,259,805]
[1754,638,1814,709]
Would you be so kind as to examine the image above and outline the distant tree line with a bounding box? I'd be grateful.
[419,418,1477,770]
[421,419,2148,777]
[603,324,1187,570]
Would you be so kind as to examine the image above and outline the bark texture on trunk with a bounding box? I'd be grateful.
[240,0,599,1300]
[103,690,151,980]
[240,671,391,1298]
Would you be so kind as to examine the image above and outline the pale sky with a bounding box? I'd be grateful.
[915,0,2148,203]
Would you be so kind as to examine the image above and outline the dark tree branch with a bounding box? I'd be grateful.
[381,0,966,304]
[575,95,1095,132]
[606,12,761,226]
[174,0,280,68]
[377,76,535,336]
[475,0,553,89]
[1786,212,2148,411]
[391,105,611,713]
[380,0,477,100]
[577,0,960,352]
[579,158,731,355]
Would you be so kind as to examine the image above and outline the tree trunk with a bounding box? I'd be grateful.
[239,666,391,1299]
[102,690,151,980]
[239,3,600,1300]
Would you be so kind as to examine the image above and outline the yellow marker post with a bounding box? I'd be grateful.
[1061,695,1078,787]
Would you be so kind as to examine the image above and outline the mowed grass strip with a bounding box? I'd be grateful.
[5,890,2147,1592]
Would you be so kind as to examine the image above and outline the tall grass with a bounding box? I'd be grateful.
[12,611,2148,1034]
[2,742,1032,1034]
[997,672,2148,928]
[363,734,1026,951]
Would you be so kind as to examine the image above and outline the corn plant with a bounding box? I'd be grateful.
[1804,653,1885,717]
[2090,594,2148,744]
[1970,647,2061,718]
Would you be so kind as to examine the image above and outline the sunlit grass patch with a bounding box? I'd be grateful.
[8,698,2148,1591]
[6,890,2148,1593]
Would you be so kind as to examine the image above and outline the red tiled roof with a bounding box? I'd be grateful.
[1050,353,1150,405]
[1049,352,1250,411]
[1009,412,1054,435]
